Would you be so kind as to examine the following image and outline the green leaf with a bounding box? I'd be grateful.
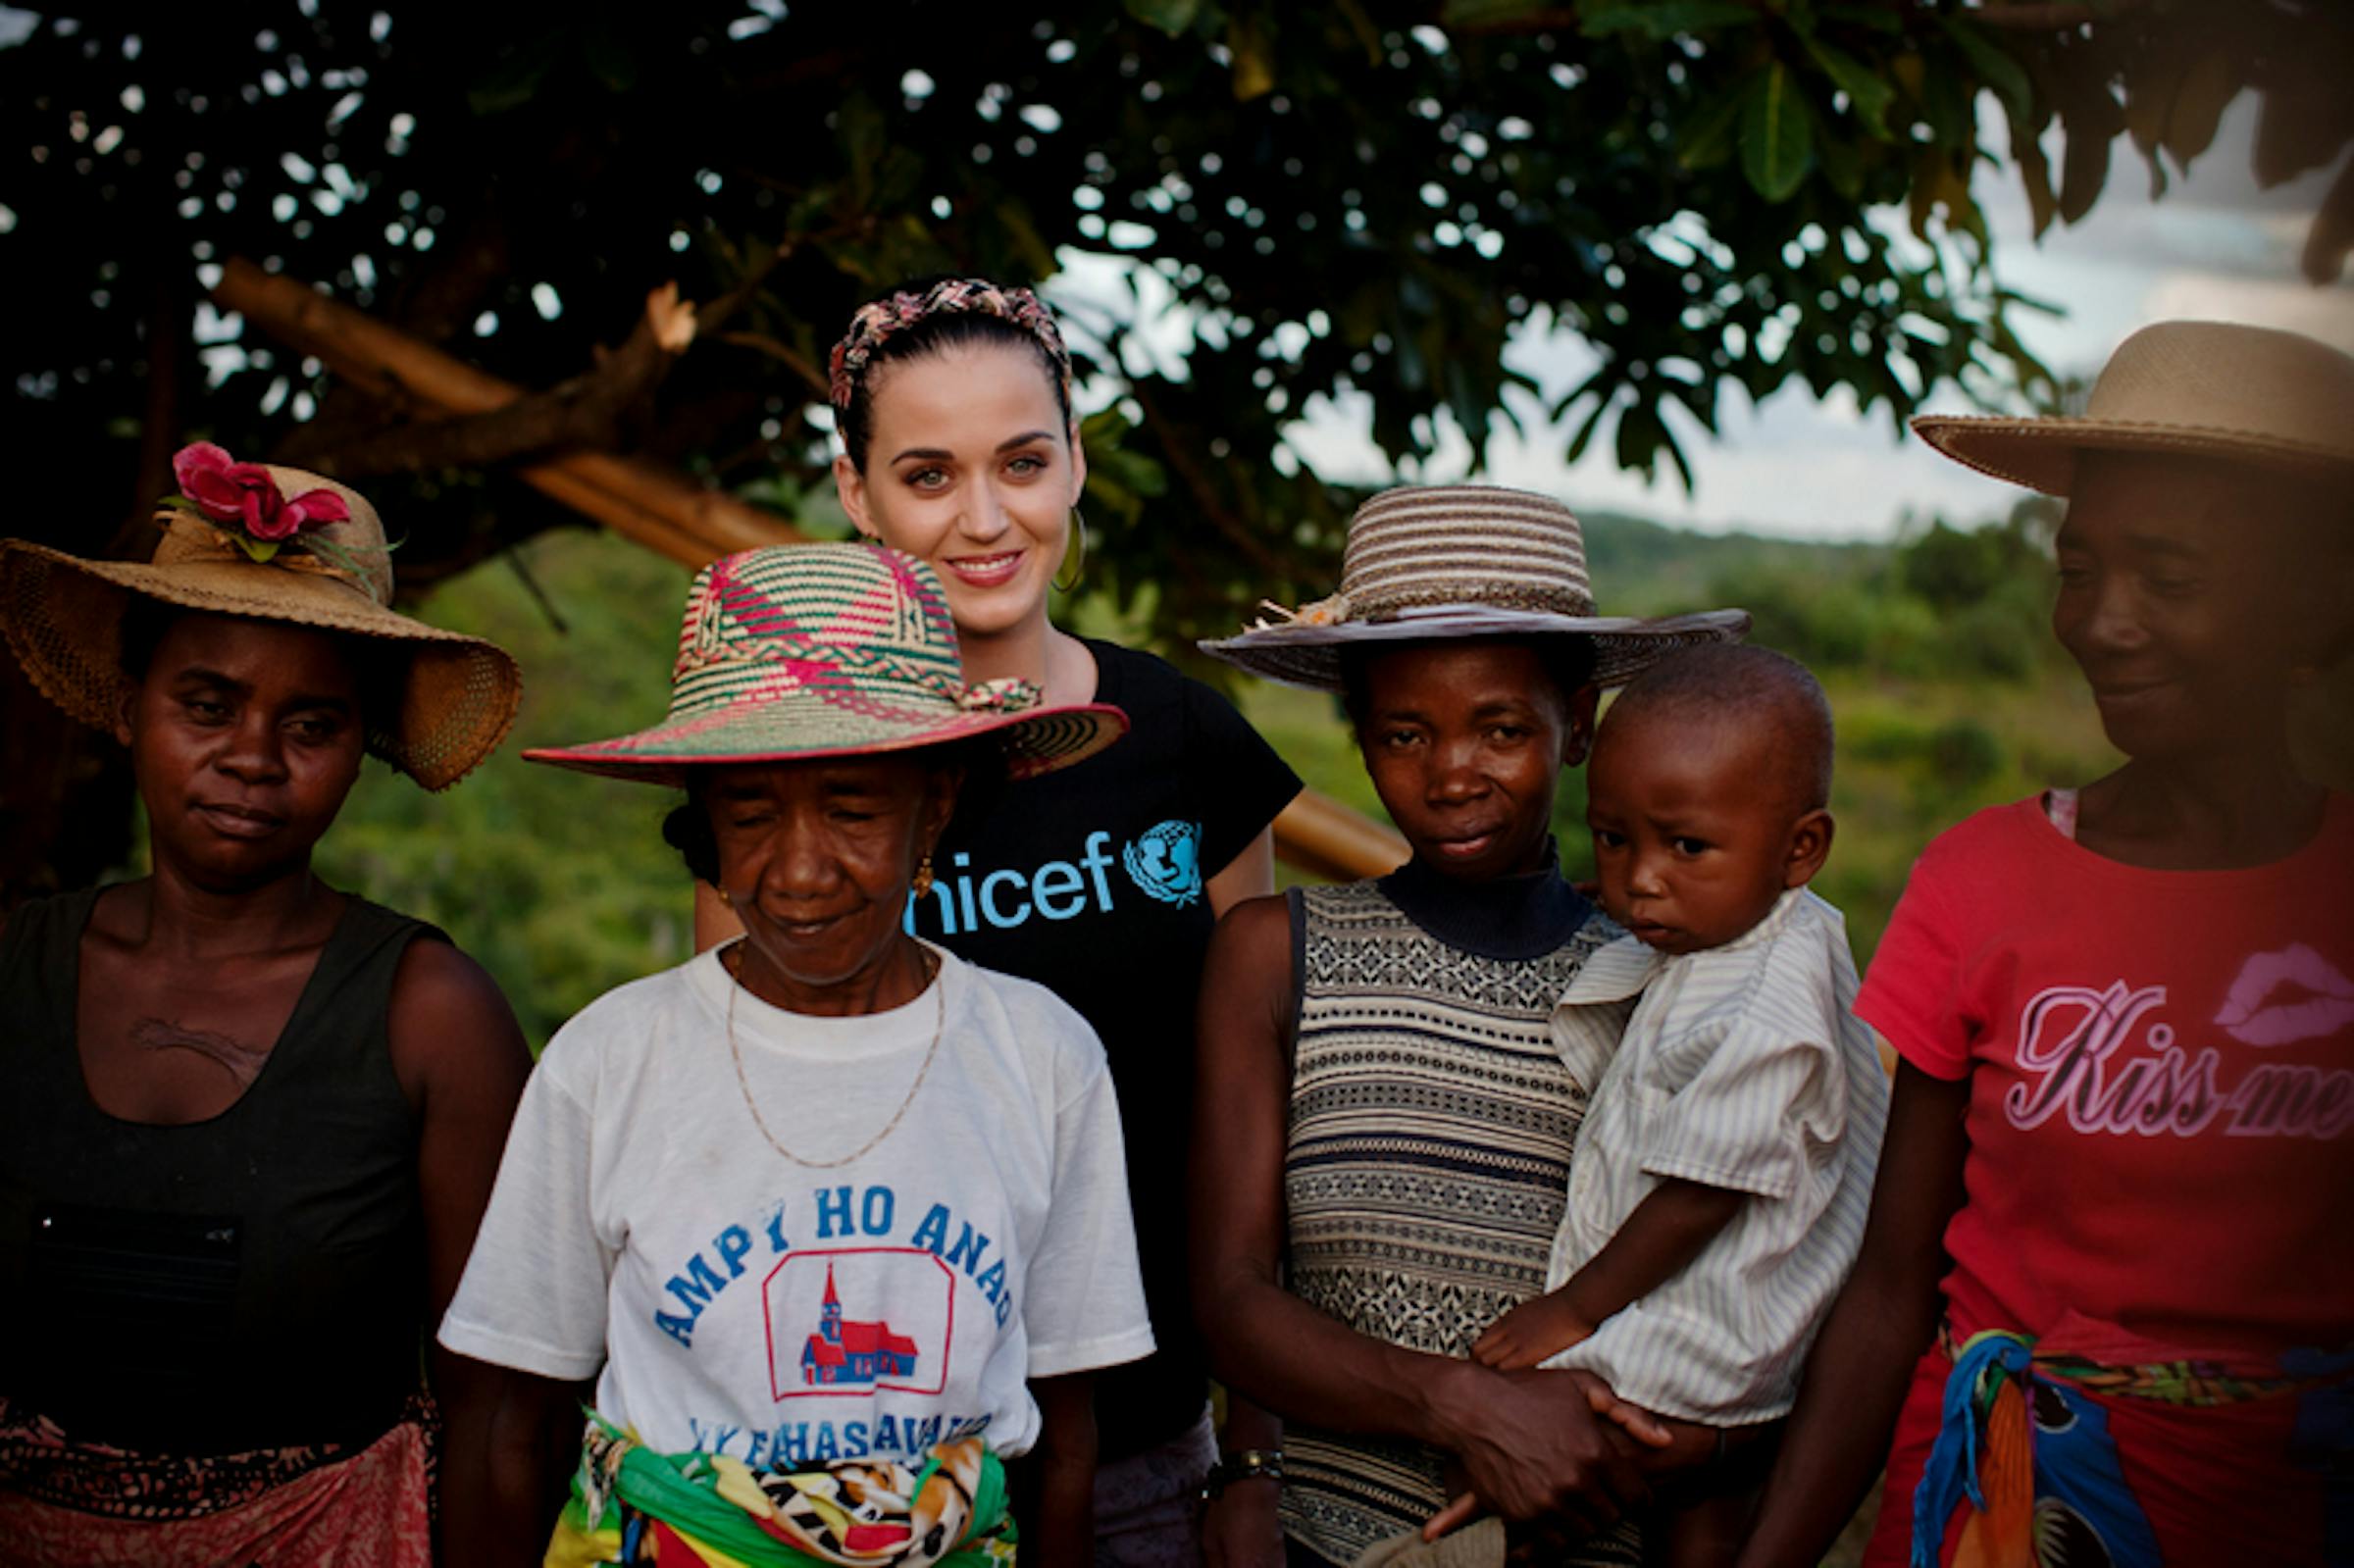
[2163,50,2241,167]
[1675,74,1756,170]
[2059,94,2118,224]
[2011,116,2057,238]
[1804,37,1895,138]
[1815,107,1866,199]
[1562,383,1617,465]
[1580,1,1757,42]
[1122,0,1201,36]
[1229,13,1275,101]
[1741,61,1815,202]
[1939,18,2032,124]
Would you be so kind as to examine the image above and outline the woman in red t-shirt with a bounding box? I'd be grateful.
[1740,321,2354,1568]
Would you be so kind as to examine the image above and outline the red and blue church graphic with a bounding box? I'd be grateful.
[765,1244,955,1401]
[799,1263,921,1388]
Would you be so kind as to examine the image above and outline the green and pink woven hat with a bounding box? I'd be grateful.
[525,543,1126,784]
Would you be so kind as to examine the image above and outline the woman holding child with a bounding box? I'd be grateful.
[1190,485,1888,1567]
[1740,321,2354,1567]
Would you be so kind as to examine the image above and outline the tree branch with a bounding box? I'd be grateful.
[288,284,695,481]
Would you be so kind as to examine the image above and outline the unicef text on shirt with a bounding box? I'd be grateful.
[904,823,1205,936]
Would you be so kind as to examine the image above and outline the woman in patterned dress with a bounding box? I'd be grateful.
[1192,485,1754,1566]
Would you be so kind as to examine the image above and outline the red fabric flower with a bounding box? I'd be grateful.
[172,442,350,541]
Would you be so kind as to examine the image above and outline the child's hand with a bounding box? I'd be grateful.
[1422,1491,1481,1542]
[1566,1369,1672,1449]
[1471,1293,1595,1371]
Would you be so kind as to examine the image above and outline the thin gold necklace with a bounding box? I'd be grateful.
[724,943,944,1169]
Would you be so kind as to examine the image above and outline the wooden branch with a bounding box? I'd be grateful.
[717,329,830,398]
[1273,793,1407,882]
[276,283,695,481]
[216,257,802,570]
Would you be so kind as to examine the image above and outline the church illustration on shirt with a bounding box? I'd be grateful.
[799,1263,920,1388]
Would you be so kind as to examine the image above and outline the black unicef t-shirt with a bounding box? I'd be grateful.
[908,638,1302,1460]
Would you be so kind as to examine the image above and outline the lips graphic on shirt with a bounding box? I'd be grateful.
[2214,943,2354,1046]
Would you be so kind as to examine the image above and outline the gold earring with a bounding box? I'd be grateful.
[1053,509,1088,594]
[716,885,733,907]
[911,853,936,900]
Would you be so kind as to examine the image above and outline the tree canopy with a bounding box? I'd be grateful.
[4,0,2348,891]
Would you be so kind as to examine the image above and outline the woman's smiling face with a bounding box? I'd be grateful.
[1353,640,1593,883]
[2053,451,2328,762]
[834,341,1084,642]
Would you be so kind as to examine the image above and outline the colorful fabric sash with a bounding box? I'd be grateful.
[1912,1325,2346,1568]
[547,1413,1017,1567]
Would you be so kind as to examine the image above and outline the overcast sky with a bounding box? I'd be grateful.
[1067,94,2354,542]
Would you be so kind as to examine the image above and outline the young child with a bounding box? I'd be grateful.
[1471,642,1890,1565]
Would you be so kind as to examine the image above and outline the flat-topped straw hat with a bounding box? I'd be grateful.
[1913,319,2354,497]
[525,542,1127,786]
[1200,484,1749,692]
[0,443,521,789]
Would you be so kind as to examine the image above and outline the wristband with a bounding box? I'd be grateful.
[1201,1446,1285,1501]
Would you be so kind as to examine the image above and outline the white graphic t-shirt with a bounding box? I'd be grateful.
[439,945,1153,1466]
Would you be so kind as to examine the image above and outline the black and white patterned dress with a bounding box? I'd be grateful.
[1277,867,1640,1566]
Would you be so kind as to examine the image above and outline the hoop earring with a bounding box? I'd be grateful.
[1054,509,1088,594]
[911,852,936,900]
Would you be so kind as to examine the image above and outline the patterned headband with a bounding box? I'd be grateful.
[827,278,1073,409]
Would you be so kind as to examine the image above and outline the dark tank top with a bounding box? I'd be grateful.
[0,885,435,1454]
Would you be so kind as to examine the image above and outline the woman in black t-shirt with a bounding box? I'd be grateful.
[782,277,1301,1564]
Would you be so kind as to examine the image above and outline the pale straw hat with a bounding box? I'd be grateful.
[525,542,1127,785]
[1200,484,1748,692]
[0,449,520,789]
[1913,320,2354,496]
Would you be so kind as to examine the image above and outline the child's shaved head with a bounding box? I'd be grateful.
[1603,644,1834,818]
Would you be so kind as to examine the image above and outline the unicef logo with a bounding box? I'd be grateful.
[1123,820,1203,908]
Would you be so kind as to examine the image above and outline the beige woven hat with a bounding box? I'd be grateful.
[0,450,521,790]
[1914,320,2354,497]
[1199,484,1748,692]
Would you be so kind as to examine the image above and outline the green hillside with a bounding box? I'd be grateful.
[312,513,2110,1048]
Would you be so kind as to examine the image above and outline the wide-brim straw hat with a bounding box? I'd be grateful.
[0,466,520,790]
[1199,484,1749,692]
[525,542,1127,785]
[1913,320,2354,497]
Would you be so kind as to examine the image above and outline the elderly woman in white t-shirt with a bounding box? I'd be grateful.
[438,543,1153,1564]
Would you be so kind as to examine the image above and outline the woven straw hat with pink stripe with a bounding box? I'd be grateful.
[1201,484,1748,692]
[526,544,1126,785]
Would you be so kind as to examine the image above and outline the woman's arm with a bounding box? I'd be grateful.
[1191,896,1651,1535]
[1734,1062,1970,1568]
[388,938,574,1568]
[1015,1372,1099,1563]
